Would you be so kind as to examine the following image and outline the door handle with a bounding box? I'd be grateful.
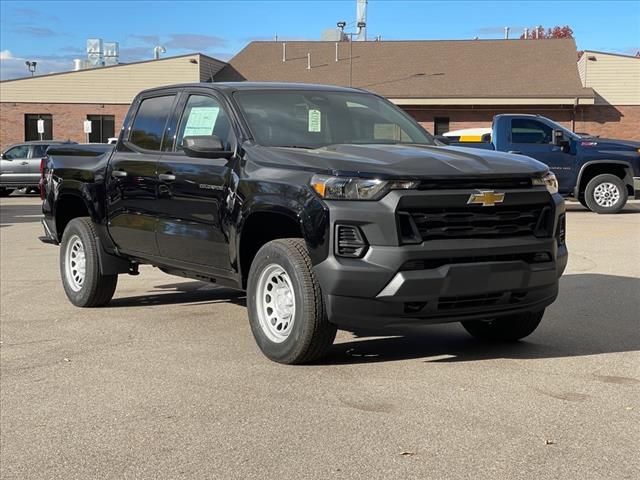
[158,173,176,182]
[507,150,522,154]
[20,161,29,165]
[111,170,128,178]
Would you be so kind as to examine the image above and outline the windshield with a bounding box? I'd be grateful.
[234,90,435,148]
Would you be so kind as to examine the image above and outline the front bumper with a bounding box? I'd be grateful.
[313,189,567,329]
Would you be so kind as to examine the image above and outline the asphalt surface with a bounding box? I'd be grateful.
[1,196,639,480]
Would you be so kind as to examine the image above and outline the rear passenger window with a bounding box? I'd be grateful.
[32,145,49,157]
[129,95,175,150]
[175,95,232,151]
[511,119,552,144]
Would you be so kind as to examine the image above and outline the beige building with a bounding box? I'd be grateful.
[0,54,225,145]
[576,50,640,138]
[1,40,638,148]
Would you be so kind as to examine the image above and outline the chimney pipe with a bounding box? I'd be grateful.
[524,28,529,39]
[335,42,339,62]
[307,52,311,70]
[504,27,510,39]
[282,43,286,62]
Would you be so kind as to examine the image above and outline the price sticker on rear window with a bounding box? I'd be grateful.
[308,109,321,132]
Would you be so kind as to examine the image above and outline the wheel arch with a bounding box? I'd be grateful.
[574,161,634,199]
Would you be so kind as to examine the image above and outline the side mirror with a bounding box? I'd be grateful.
[552,129,564,146]
[552,129,571,153]
[182,135,234,159]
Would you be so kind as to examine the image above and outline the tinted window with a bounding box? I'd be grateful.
[129,95,175,150]
[511,119,552,144]
[4,145,30,159]
[235,91,433,148]
[175,95,233,151]
[24,114,53,141]
[32,145,50,157]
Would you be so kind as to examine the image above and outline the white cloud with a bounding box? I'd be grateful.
[0,50,15,60]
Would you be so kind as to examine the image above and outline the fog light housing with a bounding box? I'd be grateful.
[335,224,368,258]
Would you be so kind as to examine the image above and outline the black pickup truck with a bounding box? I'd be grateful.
[40,83,567,364]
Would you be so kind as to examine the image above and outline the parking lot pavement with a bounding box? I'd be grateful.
[1,196,638,480]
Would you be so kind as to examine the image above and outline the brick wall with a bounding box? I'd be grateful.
[575,105,640,140]
[0,102,130,148]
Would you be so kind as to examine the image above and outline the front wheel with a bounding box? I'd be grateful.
[584,174,627,214]
[60,217,118,307]
[247,238,337,364]
[462,310,544,342]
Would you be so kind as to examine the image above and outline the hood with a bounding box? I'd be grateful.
[246,143,548,178]
[582,138,640,150]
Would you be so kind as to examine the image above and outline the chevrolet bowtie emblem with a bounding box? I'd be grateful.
[467,190,505,207]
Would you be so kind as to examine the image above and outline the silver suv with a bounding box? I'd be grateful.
[0,141,74,196]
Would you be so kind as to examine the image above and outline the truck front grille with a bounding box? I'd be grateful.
[399,204,552,241]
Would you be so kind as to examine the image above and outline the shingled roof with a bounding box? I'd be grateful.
[219,38,594,104]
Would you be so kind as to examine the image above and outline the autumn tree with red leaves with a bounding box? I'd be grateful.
[520,25,574,39]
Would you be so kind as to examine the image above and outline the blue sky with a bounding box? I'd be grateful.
[1,0,639,80]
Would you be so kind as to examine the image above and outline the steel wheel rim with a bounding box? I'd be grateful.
[65,235,86,292]
[593,182,620,208]
[256,263,296,343]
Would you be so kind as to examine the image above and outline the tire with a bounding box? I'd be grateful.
[247,238,337,364]
[584,174,628,214]
[0,188,14,197]
[60,217,118,307]
[462,310,544,342]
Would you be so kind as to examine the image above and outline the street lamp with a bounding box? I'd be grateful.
[25,61,37,76]
[336,21,367,87]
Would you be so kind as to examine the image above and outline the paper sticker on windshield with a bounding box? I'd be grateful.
[184,107,219,137]
[308,109,321,132]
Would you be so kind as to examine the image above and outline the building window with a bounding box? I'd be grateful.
[87,115,116,143]
[24,114,53,141]
[433,117,450,136]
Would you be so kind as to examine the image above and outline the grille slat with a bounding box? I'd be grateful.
[403,204,550,241]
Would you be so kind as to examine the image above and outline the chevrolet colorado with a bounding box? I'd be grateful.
[40,83,567,364]
[440,114,640,214]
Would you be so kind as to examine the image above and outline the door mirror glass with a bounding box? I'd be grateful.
[182,135,233,159]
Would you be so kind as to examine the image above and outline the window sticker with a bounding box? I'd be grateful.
[308,109,322,132]
[183,107,220,137]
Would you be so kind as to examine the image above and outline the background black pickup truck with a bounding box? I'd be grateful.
[41,82,567,364]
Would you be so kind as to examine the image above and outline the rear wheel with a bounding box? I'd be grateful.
[584,174,627,214]
[60,217,118,307]
[462,310,544,342]
[247,238,336,364]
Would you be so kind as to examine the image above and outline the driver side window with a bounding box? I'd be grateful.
[511,119,552,144]
[175,95,232,152]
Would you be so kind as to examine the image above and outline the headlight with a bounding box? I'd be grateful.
[532,171,559,194]
[310,174,419,200]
